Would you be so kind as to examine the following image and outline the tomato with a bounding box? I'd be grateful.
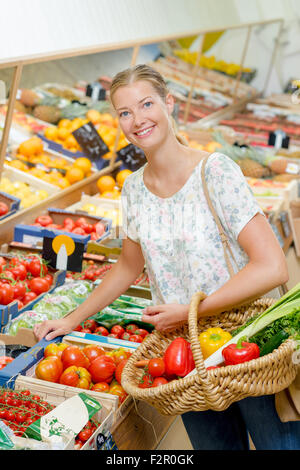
[75,217,88,228]
[129,335,143,343]
[94,326,109,336]
[88,355,116,384]
[35,215,53,227]
[91,382,110,393]
[28,258,48,278]
[95,222,105,237]
[125,324,139,334]
[78,428,93,442]
[148,358,165,378]
[16,299,24,310]
[7,263,27,281]
[0,257,6,267]
[83,319,98,332]
[12,281,26,300]
[109,384,127,404]
[82,345,105,363]
[74,324,83,332]
[59,366,91,389]
[35,356,63,383]
[61,346,90,369]
[1,284,14,305]
[29,277,49,295]
[5,409,16,422]
[138,372,153,389]
[44,342,69,359]
[63,217,76,231]
[0,202,9,216]
[111,325,125,337]
[112,348,130,365]
[135,329,149,338]
[83,223,94,234]
[23,291,37,305]
[108,333,119,339]
[115,359,128,385]
[120,332,131,341]
[0,409,6,419]
[72,227,86,236]
[15,411,27,424]
[44,273,53,287]
[81,328,92,334]
[1,269,15,282]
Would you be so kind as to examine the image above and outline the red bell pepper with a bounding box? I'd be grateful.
[222,336,260,366]
[163,337,195,377]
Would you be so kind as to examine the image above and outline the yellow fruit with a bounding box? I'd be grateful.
[18,137,44,157]
[116,169,132,188]
[8,160,28,171]
[57,177,71,189]
[205,141,222,153]
[66,167,85,184]
[44,127,58,140]
[58,119,71,129]
[36,189,49,200]
[81,204,97,215]
[96,175,116,194]
[73,157,92,175]
[65,135,79,150]
[86,109,102,124]
[100,191,117,199]
[57,127,70,141]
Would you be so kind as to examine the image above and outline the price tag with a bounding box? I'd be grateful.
[268,130,290,149]
[42,233,84,273]
[116,143,147,171]
[96,432,118,450]
[73,121,109,170]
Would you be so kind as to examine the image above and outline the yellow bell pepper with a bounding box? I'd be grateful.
[199,327,232,360]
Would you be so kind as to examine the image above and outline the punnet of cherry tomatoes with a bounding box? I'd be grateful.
[34,342,132,406]
[0,387,101,448]
[75,319,151,343]
[0,253,54,309]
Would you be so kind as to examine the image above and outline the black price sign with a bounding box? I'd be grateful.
[72,121,109,170]
[42,233,85,273]
[116,144,147,171]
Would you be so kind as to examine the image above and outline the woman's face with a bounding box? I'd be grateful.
[112,80,174,151]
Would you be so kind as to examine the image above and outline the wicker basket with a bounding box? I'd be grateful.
[121,292,298,416]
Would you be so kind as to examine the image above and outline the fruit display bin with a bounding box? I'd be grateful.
[2,165,59,195]
[13,207,112,248]
[247,178,299,210]
[1,334,136,426]
[11,370,114,450]
[0,191,21,221]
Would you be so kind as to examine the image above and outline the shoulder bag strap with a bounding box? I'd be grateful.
[200,153,239,279]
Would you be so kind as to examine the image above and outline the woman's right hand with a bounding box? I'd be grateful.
[33,317,75,342]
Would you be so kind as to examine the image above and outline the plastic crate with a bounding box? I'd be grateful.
[0,190,21,221]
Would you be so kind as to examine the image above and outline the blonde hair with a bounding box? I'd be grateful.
[110,64,188,146]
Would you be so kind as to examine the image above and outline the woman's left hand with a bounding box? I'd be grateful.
[141,303,189,332]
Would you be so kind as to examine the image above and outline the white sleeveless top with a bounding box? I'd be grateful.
[121,152,264,305]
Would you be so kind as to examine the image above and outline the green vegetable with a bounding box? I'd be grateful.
[259,330,289,357]
[249,311,300,350]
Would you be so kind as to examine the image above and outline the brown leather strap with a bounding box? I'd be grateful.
[201,153,238,279]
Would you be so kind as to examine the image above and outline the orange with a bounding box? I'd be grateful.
[205,141,222,153]
[100,191,117,199]
[58,119,71,129]
[18,137,44,157]
[57,177,71,189]
[96,175,116,194]
[73,157,92,175]
[116,169,132,188]
[44,126,58,141]
[8,160,28,171]
[66,167,85,184]
[57,127,70,141]
[65,134,79,150]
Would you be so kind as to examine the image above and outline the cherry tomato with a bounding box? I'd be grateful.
[83,319,98,332]
[135,328,149,338]
[111,325,125,337]
[125,324,139,334]
[35,215,53,227]
[138,372,153,389]
[78,428,93,442]
[148,358,165,377]
[120,332,131,341]
[94,326,109,336]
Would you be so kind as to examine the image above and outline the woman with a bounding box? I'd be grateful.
[34,64,299,450]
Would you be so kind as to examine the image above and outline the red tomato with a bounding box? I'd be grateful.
[0,257,6,267]
[35,215,53,227]
[135,328,149,338]
[59,366,91,389]
[152,377,169,387]
[112,349,130,365]
[61,346,90,369]
[35,356,63,383]
[44,342,69,359]
[1,284,14,305]
[82,345,105,363]
[125,324,139,334]
[83,319,98,332]
[111,325,125,337]
[63,217,76,231]
[1,269,15,282]
[81,328,92,334]
[12,281,26,300]
[83,223,94,234]
[16,299,24,310]
[120,332,131,341]
[7,263,27,281]
[28,258,48,277]
[108,333,119,339]
[73,325,83,332]
[44,273,53,287]
[94,326,109,336]
[0,202,9,216]
[23,291,37,305]
[115,359,128,385]
[78,428,93,442]
[91,382,110,393]
[75,217,88,228]
[148,358,165,377]
[138,372,153,388]
[109,384,127,404]
[29,277,49,295]
[72,227,86,236]
[88,355,116,384]
[129,335,143,343]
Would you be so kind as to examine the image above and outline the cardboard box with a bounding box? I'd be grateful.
[288,199,300,257]
[14,207,112,247]
[0,327,38,348]
[0,190,20,221]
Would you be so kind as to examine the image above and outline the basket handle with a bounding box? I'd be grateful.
[187,291,221,406]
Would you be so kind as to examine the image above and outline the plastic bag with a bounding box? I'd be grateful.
[6,311,49,336]
[33,294,78,319]
[54,281,94,305]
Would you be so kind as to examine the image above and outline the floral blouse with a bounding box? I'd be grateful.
[121,152,264,305]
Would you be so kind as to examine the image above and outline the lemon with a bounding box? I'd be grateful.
[81,203,97,215]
